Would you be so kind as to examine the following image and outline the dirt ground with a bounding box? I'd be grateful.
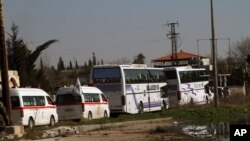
[32,119,194,141]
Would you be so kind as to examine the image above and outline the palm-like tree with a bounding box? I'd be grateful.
[6,23,58,86]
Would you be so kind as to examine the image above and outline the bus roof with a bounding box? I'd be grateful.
[163,66,206,71]
[93,64,163,70]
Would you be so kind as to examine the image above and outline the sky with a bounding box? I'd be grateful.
[3,0,250,67]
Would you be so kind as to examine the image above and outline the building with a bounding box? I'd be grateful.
[0,70,20,88]
[152,50,210,68]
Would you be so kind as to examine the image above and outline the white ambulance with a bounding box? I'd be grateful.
[0,88,58,129]
[56,86,110,121]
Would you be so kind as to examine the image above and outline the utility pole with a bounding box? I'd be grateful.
[0,0,11,125]
[166,22,179,66]
[210,0,219,107]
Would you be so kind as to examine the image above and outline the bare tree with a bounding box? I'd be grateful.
[231,37,250,68]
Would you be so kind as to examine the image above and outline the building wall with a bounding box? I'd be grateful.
[0,70,20,88]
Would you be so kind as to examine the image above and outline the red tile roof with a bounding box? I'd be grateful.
[153,50,207,62]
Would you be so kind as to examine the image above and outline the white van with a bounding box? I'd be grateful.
[56,86,110,121]
[0,88,58,129]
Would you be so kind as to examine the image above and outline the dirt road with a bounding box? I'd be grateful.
[31,118,193,141]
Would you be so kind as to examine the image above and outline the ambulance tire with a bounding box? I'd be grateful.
[28,117,34,129]
[104,111,108,118]
[49,116,55,127]
[88,112,92,120]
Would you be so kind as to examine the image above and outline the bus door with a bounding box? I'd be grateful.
[164,69,179,107]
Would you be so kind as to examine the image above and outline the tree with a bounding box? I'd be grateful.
[228,37,250,86]
[92,52,96,66]
[84,61,87,67]
[88,59,93,67]
[6,23,58,86]
[69,61,73,70]
[57,57,65,70]
[231,37,250,68]
[133,53,145,64]
[75,60,79,69]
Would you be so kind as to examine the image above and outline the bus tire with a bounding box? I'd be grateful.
[88,112,92,120]
[28,117,34,129]
[138,102,143,114]
[162,100,167,111]
[104,110,108,118]
[49,116,55,127]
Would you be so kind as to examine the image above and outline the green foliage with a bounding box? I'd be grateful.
[133,53,145,64]
[6,23,58,86]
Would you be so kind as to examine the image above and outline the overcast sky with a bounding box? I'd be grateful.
[3,0,250,67]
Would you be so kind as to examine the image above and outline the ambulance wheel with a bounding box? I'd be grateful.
[28,118,34,129]
[88,112,92,120]
[49,116,55,127]
[104,111,108,118]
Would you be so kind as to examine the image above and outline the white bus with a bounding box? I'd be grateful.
[163,66,214,107]
[90,64,169,114]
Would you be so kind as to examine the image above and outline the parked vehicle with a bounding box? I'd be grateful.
[56,86,110,121]
[163,66,214,107]
[0,88,58,129]
[90,64,169,114]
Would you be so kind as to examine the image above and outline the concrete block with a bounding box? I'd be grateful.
[6,125,25,135]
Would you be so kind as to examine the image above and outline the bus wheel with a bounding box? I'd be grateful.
[88,112,92,120]
[28,118,34,129]
[138,102,144,114]
[104,111,108,118]
[49,116,55,127]
[162,100,167,111]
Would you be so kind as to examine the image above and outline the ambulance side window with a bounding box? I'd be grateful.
[101,94,108,102]
[84,93,100,102]
[46,96,54,105]
[11,96,20,108]
[35,96,45,106]
[22,96,45,106]
[23,96,35,106]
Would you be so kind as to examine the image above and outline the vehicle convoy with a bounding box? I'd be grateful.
[90,64,169,114]
[0,88,58,129]
[163,66,214,107]
[56,86,110,121]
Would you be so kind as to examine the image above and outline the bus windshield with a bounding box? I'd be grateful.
[92,67,121,83]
